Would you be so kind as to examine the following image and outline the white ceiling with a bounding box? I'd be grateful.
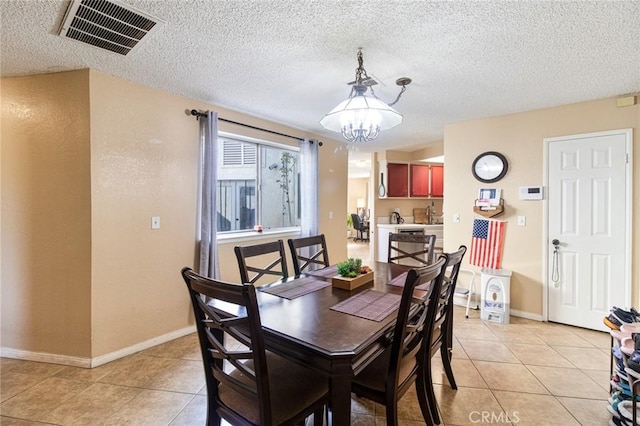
[1,0,639,155]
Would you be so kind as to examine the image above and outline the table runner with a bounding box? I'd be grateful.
[386,272,430,290]
[259,276,331,300]
[330,290,401,322]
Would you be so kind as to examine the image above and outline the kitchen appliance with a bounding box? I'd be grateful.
[390,211,404,224]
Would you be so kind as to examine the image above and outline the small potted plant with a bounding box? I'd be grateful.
[333,258,373,290]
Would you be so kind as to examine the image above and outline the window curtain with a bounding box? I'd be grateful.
[198,111,220,278]
[300,138,319,237]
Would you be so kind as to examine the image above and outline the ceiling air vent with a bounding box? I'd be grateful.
[58,0,164,56]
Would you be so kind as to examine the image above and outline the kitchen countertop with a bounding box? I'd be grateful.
[377,223,443,229]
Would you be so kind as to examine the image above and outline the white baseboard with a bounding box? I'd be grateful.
[509,309,543,322]
[452,291,544,322]
[0,325,196,368]
[0,347,91,368]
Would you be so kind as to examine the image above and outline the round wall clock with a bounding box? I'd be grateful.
[472,151,508,183]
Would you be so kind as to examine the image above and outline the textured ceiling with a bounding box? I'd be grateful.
[1,0,639,152]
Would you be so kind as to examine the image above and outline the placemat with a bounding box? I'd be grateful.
[304,265,338,278]
[259,277,331,300]
[386,272,430,290]
[330,290,401,322]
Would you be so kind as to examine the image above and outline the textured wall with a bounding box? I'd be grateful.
[444,97,640,316]
[1,70,92,357]
[88,71,200,356]
[1,69,347,361]
[89,71,347,356]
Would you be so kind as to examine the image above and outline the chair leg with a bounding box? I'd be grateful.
[442,314,458,389]
[206,412,222,426]
[440,343,457,389]
[313,406,324,426]
[425,357,442,425]
[384,401,399,426]
[416,367,436,426]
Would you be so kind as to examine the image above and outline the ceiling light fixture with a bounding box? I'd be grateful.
[320,49,411,143]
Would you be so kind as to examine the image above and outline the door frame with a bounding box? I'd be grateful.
[542,128,633,323]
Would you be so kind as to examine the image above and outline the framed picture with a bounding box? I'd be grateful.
[477,188,501,206]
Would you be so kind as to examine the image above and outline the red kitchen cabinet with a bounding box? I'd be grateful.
[387,163,408,197]
[384,162,443,198]
[430,165,444,197]
[410,164,430,197]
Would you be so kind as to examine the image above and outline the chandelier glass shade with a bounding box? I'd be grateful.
[319,94,402,142]
[320,49,410,143]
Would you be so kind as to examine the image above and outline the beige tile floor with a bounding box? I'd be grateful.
[0,242,613,425]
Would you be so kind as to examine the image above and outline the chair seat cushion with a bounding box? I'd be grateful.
[352,347,418,393]
[219,351,327,424]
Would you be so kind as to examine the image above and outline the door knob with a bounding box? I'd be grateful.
[551,239,560,287]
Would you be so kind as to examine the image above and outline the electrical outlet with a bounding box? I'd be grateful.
[151,216,160,229]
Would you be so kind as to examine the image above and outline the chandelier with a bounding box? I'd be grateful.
[320,49,411,143]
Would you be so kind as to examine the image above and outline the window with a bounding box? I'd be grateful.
[217,135,300,233]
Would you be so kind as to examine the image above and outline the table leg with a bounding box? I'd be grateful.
[326,365,353,426]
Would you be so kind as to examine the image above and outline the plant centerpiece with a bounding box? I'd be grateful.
[333,258,374,290]
[336,258,370,277]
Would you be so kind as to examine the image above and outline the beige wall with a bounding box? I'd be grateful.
[2,70,347,361]
[411,142,444,162]
[444,97,640,316]
[88,72,201,356]
[2,70,93,357]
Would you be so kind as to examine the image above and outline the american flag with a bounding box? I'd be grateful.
[470,218,506,269]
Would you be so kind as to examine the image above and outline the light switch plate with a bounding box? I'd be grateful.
[151,216,160,229]
[517,216,526,226]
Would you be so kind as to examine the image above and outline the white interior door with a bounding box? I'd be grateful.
[546,129,632,331]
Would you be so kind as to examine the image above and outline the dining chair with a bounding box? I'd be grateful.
[287,234,330,275]
[234,240,288,285]
[422,245,467,425]
[351,256,448,426]
[351,213,369,242]
[387,232,437,266]
[181,267,327,426]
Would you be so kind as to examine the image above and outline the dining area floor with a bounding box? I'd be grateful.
[1,308,613,425]
[0,241,612,425]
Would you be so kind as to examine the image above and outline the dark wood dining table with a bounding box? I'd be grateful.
[252,261,417,425]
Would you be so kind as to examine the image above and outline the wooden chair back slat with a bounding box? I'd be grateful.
[234,240,289,285]
[287,234,330,275]
[388,233,437,266]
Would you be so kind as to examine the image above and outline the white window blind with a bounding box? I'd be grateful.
[223,140,256,166]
